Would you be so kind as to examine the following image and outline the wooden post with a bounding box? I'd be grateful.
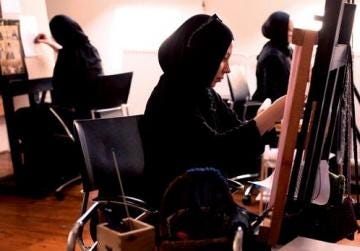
[267,28,318,246]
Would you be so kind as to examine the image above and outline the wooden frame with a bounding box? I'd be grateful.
[262,0,356,246]
[0,19,27,79]
[0,96,3,116]
[267,27,318,246]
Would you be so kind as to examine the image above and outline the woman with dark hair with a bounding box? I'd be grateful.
[35,15,103,119]
[142,14,286,207]
[252,11,293,102]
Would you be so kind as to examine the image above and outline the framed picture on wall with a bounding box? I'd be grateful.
[0,19,27,79]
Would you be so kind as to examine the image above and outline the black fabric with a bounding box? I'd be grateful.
[160,168,249,241]
[261,11,290,47]
[143,14,263,208]
[157,14,233,89]
[50,15,103,118]
[281,197,359,244]
[14,104,81,196]
[252,11,292,102]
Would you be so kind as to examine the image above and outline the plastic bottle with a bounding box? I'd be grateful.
[232,226,243,251]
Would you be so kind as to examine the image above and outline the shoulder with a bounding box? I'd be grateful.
[260,46,283,60]
[258,47,289,68]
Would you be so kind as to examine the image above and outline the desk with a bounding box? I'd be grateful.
[0,77,52,182]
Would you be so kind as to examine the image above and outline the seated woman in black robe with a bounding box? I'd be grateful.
[142,14,286,207]
[252,11,293,102]
[35,15,103,120]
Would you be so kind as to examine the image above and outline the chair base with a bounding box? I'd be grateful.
[55,175,82,200]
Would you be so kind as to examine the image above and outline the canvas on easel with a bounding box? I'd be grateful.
[260,0,357,246]
[0,19,27,79]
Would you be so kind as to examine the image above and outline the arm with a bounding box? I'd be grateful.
[34,33,62,52]
[254,95,286,136]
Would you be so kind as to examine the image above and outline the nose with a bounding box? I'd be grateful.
[224,62,231,74]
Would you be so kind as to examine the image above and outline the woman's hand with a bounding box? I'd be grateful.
[254,95,286,136]
[34,33,49,44]
[256,98,272,115]
[34,33,62,51]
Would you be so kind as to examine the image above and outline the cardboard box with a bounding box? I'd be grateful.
[97,217,155,251]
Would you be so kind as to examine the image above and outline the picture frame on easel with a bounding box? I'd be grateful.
[0,19,27,80]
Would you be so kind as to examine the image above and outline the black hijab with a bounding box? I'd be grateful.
[50,15,89,48]
[262,11,291,55]
[158,14,233,89]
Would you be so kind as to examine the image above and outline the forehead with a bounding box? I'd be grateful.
[226,43,233,54]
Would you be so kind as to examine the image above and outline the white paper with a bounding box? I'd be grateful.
[19,16,38,57]
[311,160,330,205]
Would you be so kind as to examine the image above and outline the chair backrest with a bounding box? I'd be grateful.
[74,115,145,199]
[95,72,133,109]
[227,69,262,121]
[91,104,130,119]
[227,69,250,104]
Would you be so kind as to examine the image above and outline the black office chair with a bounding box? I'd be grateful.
[67,115,157,251]
[14,102,83,198]
[54,72,133,199]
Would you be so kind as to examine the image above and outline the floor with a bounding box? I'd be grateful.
[0,151,86,251]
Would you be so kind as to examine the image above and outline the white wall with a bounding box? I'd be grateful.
[45,0,333,115]
[2,0,358,151]
[46,0,203,115]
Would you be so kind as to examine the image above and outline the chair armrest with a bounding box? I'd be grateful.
[67,201,100,251]
[49,106,75,142]
[230,173,259,182]
[91,104,129,119]
[228,178,244,192]
[96,197,157,220]
[228,173,259,194]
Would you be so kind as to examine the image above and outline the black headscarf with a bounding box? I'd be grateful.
[158,14,233,89]
[262,11,290,50]
[50,15,89,48]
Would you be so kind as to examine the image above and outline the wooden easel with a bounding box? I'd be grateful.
[262,0,356,246]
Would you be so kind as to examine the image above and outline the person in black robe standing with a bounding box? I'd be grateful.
[142,14,286,208]
[35,15,103,119]
[252,11,293,102]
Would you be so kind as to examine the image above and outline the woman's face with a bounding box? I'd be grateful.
[211,43,232,87]
[288,19,294,43]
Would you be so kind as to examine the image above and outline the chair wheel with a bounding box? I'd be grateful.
[242,194,252,205]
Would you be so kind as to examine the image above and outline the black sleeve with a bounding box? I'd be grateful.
[184,104,263,176]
